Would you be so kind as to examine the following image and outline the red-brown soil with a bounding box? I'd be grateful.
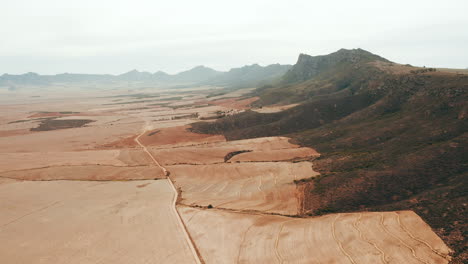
[148,136,319,165]
[0,165,164,181]
[138,125,225,147]
[168,161,318,215]
[99,135,139,149]
[0,129,31,137]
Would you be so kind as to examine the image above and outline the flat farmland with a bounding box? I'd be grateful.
[0,180,199,264]
[0,164,164,181]
[0,149,152,172]
[168,161,318,215]
[180,207,452,264]
[148,136,319,165]
[0,119,145,152]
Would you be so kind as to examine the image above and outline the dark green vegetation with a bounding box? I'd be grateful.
[224,150,252,162]
[191,49,467,262]
[107,93,160,99]
[31,119,94,131]
[171,113,199,120]
[148,130,160,136]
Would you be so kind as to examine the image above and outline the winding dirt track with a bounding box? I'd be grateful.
[134,122,202,264]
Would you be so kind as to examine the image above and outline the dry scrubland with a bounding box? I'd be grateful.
[0,89,452,263]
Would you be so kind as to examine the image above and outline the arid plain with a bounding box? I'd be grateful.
[0,87,452,263]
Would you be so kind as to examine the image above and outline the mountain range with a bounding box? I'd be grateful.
[0,64,291,88]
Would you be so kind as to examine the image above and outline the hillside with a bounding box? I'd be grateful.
[191,49,468,262]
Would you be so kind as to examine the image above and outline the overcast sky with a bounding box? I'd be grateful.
[1,0,467,75]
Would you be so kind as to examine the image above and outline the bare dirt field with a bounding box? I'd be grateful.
[168,161,318,215]
[148,136,318,165]
[0,180,199,264]
[0,149,152,172]
[0,164,164,181]
[0,120,144,152]
[139,125,225,148]
[180,207,452,264]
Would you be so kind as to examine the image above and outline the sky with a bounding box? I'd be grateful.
[1,0,467,75]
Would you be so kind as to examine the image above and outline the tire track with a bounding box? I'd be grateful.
[331,214,357,264]
[274,219,295,264]
[393,212,449,260]
[353,213,388,264]
[258,175,267,201]
[0,201,61,231]
[236,223,255,264]
[379,213,428,264]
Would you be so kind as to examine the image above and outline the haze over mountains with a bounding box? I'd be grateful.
[0,63,291,89]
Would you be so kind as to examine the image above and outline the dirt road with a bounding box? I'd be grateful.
[135,122,202,264]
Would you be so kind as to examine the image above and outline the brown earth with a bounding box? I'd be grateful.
[0,165,164,181]
[0,180,199,264]
[203,96,259,109]
[168,161,318,215]
[0,149,152,172]
[0,121,143,152]
[180,207,452,264]
[0,129,30,137]
[98,135,139,149]
[148,136,318,165]
[138,125,225,148]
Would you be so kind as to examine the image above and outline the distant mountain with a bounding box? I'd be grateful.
[153,71,171,82]
[0,63,289,88]
[205,63,291,88]
[172,66,222,83]
[0,72,45,85]
[0,72,113,86]
[117,70,153,81]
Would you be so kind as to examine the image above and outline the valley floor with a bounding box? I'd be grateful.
[0,88,453,263]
